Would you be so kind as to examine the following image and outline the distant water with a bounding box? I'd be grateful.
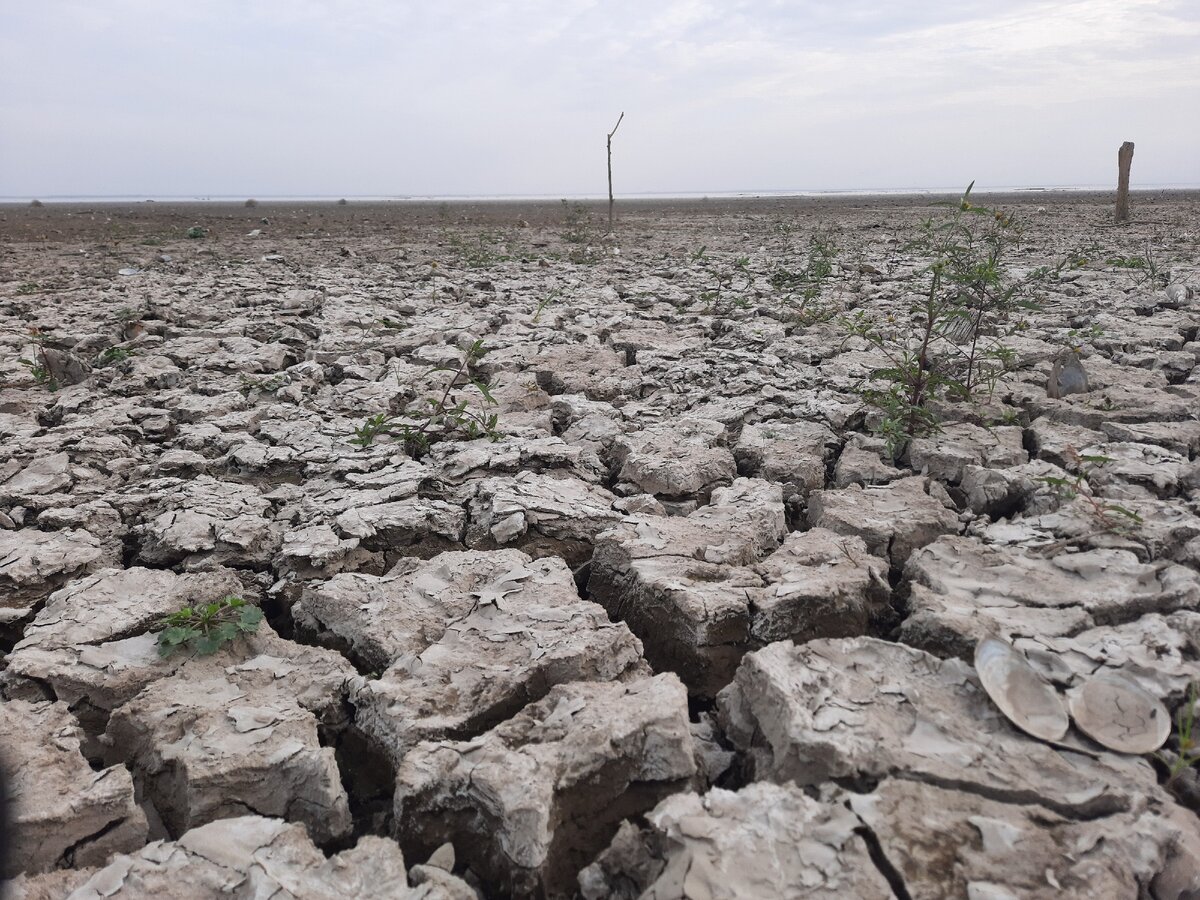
[3,184,1199,204]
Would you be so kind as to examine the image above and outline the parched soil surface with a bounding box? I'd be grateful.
[2,192,1200,899]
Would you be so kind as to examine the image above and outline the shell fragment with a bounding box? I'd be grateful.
[1067,673,1171,755]
[974,635,1070,742]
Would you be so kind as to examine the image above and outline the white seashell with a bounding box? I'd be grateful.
[974,635,1069,742]
[1067,672,1170,754]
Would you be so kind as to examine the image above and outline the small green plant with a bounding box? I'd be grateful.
[349,412,398,447]
[155,596,263,658]
[15,282,39,295]
[1157,683,1200,786]
[1062,325,1104,354]
[532,290,562,323]
[1106,241,1167,288]
[444,230,517,268]
[1038,448,1143,533]
[770,229,838,301]
[841,183,1046,457]
[561,200,592,244]
[96,347,136,367]
[18,353,58,391]
[186,226,206,239]
[238,373,288,396]
[351,340,501,455]
[696,252,753,312]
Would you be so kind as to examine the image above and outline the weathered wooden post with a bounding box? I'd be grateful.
[1115,141,1134,224]
[607,112,624,233]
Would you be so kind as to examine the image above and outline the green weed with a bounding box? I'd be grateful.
[1157,683,1200,786]
[351,340,502,455]
[1038,448,1144,533]
[841,183,1046,457]
[155,596,263,658]
[96,347,136,367]
[18,354,57,391]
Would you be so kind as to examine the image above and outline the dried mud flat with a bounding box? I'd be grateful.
[1,192,1199,899]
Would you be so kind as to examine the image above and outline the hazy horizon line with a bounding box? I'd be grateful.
[5,182,1200,205]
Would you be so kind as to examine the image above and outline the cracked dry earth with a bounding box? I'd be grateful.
[1,192,1199,899]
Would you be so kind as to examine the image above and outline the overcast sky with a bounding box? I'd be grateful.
[2,0,1198,198]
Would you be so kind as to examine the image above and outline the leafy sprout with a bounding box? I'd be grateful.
[1038,449,1144,533]
[155,596,263,658]
[1157,682,1200,786]
[349,340,501,455]
[96,347,136,367]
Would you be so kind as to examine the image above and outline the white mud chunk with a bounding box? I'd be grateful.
[103,671,352,843]
[982,494,1200,568]
[901,535,1200,658]
[717,637,1165,818]
[579,782,891,900]
[334,497,466,558]
[393,674,696,899]
[848,777,1199,900]
[1014,611,1200,705]
[297,549,645,764]
[749,527,892,645]
[126,476,281,568]
[807,475,960,571]
[6,815,471,899]
[0,529,106,629]
[611,418,736,502]
[2,567,344,717]
[733,420,838,505]
[588,479,786,695]
[908,422,1027,485]
[584,776,1200,899]
[465,471,623,567]
[0,699,147,877]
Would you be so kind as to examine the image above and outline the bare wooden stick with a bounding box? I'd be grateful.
[1115,141,1134,224]
[607,112,624,233]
